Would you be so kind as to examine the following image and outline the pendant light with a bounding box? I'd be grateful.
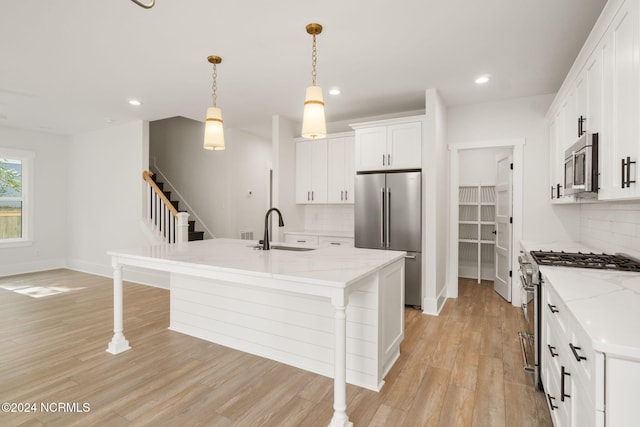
[301,23,327,140]
[204,55,225,151]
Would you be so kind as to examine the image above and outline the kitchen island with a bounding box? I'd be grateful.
[106,238,406,427]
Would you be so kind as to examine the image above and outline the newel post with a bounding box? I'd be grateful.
[176,212,190,244]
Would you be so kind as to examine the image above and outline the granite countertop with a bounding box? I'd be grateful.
[108,238,403,288]
[521,240,640,360]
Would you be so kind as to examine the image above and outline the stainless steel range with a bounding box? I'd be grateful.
[518,250,640,390]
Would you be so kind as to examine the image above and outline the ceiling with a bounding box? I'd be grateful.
[0,0,607,139]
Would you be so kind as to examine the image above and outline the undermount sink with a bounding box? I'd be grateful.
[251,244,315,251]
[272,245,315,251]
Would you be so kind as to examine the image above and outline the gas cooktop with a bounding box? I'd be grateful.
[530,250,640,272]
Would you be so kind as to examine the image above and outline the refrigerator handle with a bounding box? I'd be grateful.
[380,187,385,247]
[386,188,390,248]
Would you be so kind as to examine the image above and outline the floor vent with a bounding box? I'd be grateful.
[239,231,254,240]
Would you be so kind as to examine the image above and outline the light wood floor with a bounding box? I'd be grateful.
[0,270,552,427]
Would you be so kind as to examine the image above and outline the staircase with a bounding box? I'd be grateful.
[150,173,204,241]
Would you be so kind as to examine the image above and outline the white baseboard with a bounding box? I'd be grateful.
[422,286,448,316]
[66,258,170,289]
[0,258,66,277]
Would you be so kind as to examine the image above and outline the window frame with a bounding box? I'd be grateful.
[0,148,34,247]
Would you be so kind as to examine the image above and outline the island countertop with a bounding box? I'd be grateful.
[107,237,407,425]
[108,238,406,289]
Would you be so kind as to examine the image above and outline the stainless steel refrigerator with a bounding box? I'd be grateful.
[354,171,422,307]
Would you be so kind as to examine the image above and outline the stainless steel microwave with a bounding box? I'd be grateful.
[564,133,598,197]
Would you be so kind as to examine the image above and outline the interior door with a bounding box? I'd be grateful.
[494,153,513,301]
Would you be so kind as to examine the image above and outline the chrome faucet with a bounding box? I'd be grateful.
[262,208,285,250]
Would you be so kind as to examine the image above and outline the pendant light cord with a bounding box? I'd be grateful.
[212,63,218,107]
[311,34,317,86]
[130,0,155,8]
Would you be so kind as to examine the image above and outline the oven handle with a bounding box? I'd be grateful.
[520,275,535,292]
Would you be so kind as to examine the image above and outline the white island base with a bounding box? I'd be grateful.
[106,239,406,427]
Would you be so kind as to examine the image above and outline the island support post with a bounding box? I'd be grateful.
[329,292,353,427]
[106,262,131,354]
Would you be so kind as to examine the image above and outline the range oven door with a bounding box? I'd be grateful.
[518,258,537,377]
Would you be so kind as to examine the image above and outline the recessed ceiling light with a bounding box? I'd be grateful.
[129,99,142,106]
[329,88,341,96]
[475,75,490,84]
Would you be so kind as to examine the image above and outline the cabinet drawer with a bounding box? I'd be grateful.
[544,357,570,427]
[566,314,602,408]
[318,236,354,247]
[283,234,319,246]
[544,281,569,335]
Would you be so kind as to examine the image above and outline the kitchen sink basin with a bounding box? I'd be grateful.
[272,245,315,251]
[250,244,315,251]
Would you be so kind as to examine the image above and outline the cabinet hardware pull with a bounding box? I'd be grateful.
[382,154,385,166]
[556,184,562,198]
[387,154,391,165]
[547,303,559,314]
[345,190,348,200]
[296,240,307,243]
[341,190,344,201]
[548,344,558,358]
[578,115,585,137]
[380,188,385,246]
[551,186,555,200]
[621,158,626,188]
[547,394,558,410]
[569,343,587,362]
[404,255,416,259]
[311,191,314,201]
[561,365,571,401]
[308,191,311,201]
[330,242,340,245]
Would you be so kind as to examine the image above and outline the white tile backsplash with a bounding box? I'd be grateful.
[580,201,640,258]
[303,205,354,234]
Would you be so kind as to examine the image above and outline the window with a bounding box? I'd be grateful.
[0,148,34,246]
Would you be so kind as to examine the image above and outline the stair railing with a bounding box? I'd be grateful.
[142,171,189,244]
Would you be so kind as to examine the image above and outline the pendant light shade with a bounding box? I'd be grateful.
[302,86,326,139]
[204,55,225,151]
[301,23,326,140]
[204,107,225,150]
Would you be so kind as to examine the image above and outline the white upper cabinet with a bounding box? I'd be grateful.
[549,113,569,203]
[352,116,423,171]
[295,132,355,205]
[546,0,640,202]
[599,0,640,200]
[295,138,328,204]
[354,127,387,171]
[327,136,355,204]
[387,121,423,170]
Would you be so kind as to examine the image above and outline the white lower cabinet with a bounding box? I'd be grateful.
[283,233,354,248]
[318,236,354,247]
[541,275,625,427]
[283,233,319,247]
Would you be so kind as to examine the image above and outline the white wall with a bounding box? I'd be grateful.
[0,127,68,275]
[66,121,150,280]
[303,205,354,234]
[422,89,449,315]
[459,147,511,186]
[580,201,640,259]
[272,115,304,241]
[150,117,272,240]
[447,94,581,242]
